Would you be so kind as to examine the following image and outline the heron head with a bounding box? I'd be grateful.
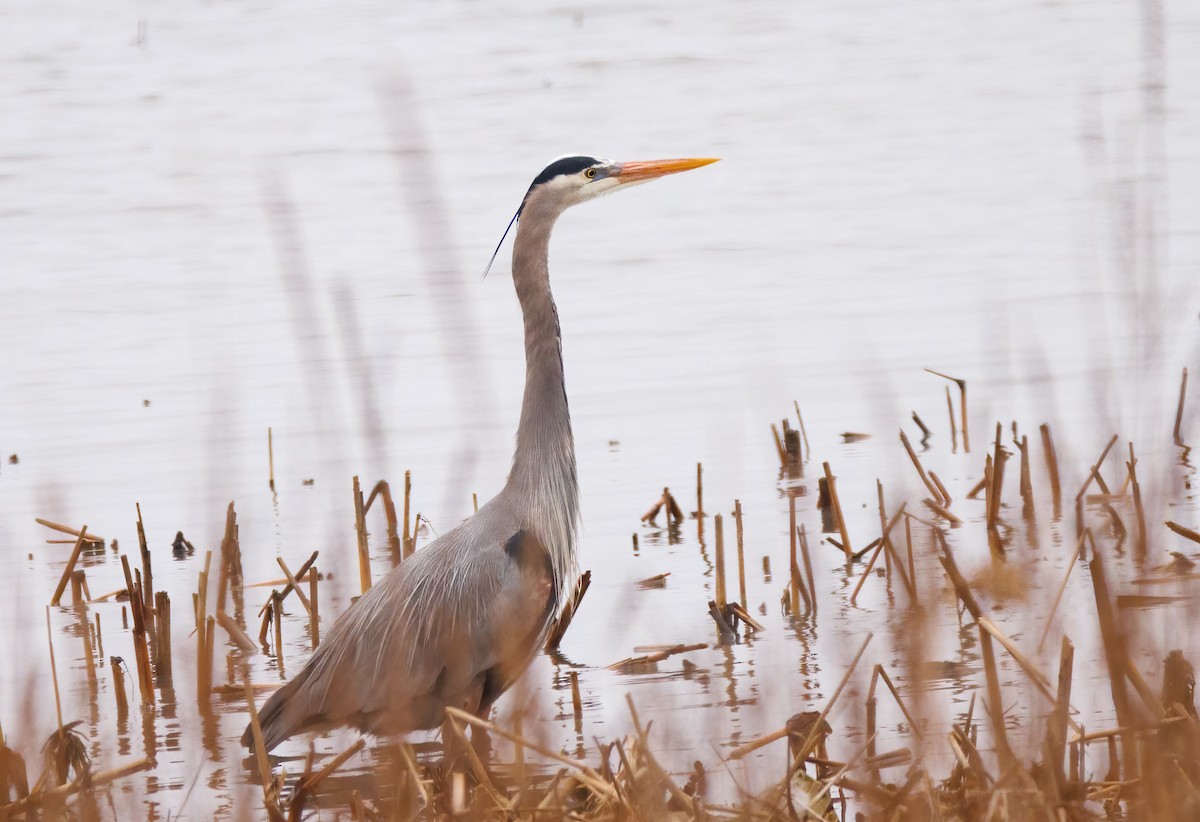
[523,155,720,208]
[485,155,718,276]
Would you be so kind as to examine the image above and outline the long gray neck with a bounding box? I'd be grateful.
[504,196,580,601]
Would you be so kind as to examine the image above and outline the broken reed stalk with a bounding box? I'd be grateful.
[945,386,958,451]
[695,463,704,517]
[713,513,727,611]
[788,492,801,615]
[267,427,275,490]
[243,679,277,806]
[1040,423,1062,518]
[731,633,873,761]
[443,707,616,800]
[770,424,788,469]
[1089,547,1139,779]
[793,401,811,461]
[849,540,886,606]
[50,525,88,607]
[1166,521,1200,544]
[308,566,320,648]
[928,470,952,506]
[926,369,969,451]
[216,608,258,652]
[352,476,372,593]
[272,590,284,668]
[899,431,942,503]
[110,656,129,718]
[799,524,817,615]
[35,518,105,544]
[911,411,931,441]
[152,591,172,685]
[44,607,64,733]
[274,557,312,615]
[823,462,852,559]
[1127,443,1148,557]
[216,502,243,617]
[569,670,583,730]
[258,551,318,617]
[1050,637,1075,786]
[402,470,413,558]
[1037,531,1088,652]
[734,500,747,607]
[195,551,212,703]
[1175,366,1188,446]
[120,554,155,705]
[365,480,402,565]
[136,503,154,639]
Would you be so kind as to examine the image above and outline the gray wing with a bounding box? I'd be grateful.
[250,500,557,751]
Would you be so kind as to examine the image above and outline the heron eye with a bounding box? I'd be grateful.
[585,168,596,179]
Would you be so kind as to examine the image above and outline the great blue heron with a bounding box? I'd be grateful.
[245,155,718,753]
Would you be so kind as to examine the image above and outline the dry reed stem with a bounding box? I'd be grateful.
[352,476,372,593]
[874,666,922,740]
[823,462,852,559]
[1089,547,1138,779]
[121,554,155,705]
[243,680,280,813]
[732,633,873,762]
[44,607,64,733]
[946,386,958,452]
[1166,521,1200,544]
[136,503,154,636]
[569,670,582,726]
[707,600,737,642]
[912,411,931,441]
[443,707,616,800]
[849,540,886,606]
[271,591,284,668]
[922,498,961,526]
[1,757,153,815]
[274,557,312,615]
[257,551,318,617]
[1078,434,1120,502]
[1175,367,1188,446]
[904,515,915,597]
[799,524,817,614]
[925,369,969,451]
[364,480,402,565]
[442,716,497,797]
[714,513,727,610]
[1037,531,1087,652]
[929,470,952,506]
[727,602,765,632]
[770,424,787,468]
[267,427,274,490]
[35,518,104,544]
[695,462,704,517]
[899,431,942,502]
[978,617,1081,733]
[788,492,801,615]
[978,629,1016,771]
[609,643,708,672]
[402,470,413,558]
[49,526,88,607]
[734,499,747,607]
[308,566,319,648]
[1127,443,1148,556]
[626,696,695,816]
[794,401,811,461]
[216,609,258,652]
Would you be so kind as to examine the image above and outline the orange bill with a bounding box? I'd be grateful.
[613,157,720,183]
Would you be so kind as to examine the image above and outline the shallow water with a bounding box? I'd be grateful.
[2,0,1199,816]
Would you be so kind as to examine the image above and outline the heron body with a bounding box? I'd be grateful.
[246,155,717,752]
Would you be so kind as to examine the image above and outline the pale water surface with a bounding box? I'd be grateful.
[2,0,1199,816]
